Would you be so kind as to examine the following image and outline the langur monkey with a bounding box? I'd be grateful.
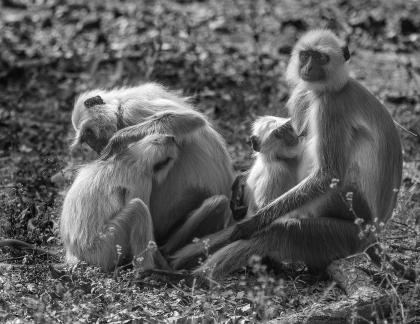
[245,116,302,216]
[170,29,402,279]
[71,83,234,255]
[60,133,181,271]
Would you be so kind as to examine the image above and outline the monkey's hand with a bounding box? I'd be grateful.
[230,217,259,240]
[101,111,206,160]
[230,172,249,221]
[100,124,146,160]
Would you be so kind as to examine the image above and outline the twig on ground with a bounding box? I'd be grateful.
[391,219,416,231]
[275,256,391,323]
[389,244,420,253]
[366,244,418,282]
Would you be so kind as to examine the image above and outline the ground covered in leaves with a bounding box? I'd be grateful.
[0,0,419,322]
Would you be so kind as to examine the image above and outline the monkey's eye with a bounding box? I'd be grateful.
[299,51,310,63]
[81,127,95,142]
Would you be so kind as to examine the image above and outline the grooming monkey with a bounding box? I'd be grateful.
[171,29,402,279]
[60,133,181,271]
[71,83,234,254]
[71,83,193,154]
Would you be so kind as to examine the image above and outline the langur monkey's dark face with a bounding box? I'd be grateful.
[298,47,350,82]
[299,49,329,82]
[286,29,351,92]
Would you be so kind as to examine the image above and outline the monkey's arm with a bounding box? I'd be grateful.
[230,172,250,221]
[101,111,205,159]
[231,170,332,240]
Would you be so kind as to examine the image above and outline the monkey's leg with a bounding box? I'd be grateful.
[161,195,230,255]
[169,224,235,270]
[192,215,368,279]
[80,199,155,271]
[230,172,249,221]
[193,239,266,280]
[127,198,156,270]
[122,198,171,271]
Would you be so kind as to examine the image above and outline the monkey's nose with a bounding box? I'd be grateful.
[164,135,176,143]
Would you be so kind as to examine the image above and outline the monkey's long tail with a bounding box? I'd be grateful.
[0,239,59,259]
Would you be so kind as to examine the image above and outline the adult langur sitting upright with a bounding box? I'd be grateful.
[170,29,402,279]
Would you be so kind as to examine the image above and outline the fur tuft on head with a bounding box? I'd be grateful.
[286,29,350,92]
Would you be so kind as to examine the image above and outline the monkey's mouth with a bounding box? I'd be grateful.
[275,154,297,162]
[301,73,324,82]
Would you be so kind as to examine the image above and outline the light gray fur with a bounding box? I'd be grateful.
[60,134,178,271]
[71,83,234,253]
[245,116,302,216]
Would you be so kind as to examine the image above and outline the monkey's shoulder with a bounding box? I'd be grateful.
[341,79,387,112]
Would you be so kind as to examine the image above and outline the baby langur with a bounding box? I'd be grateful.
[60,133,180,271]
[246,116,302,216]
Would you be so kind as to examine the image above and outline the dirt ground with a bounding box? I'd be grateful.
[0,0,419,322]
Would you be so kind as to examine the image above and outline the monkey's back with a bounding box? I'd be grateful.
[345,79,402,223]
[313,78,402,224]
[60,163,128,258]
[150,126,234,243]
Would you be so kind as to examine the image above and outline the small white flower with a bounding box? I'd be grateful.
[354,217,364,226]
[330,178,340,188]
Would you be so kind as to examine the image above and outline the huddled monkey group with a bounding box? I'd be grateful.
[59,29,402,280]
[64,84,234,270]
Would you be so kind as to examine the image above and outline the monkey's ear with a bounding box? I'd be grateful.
[84,95,105,109]
[249,135,261,152]
[342,46,350,62]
